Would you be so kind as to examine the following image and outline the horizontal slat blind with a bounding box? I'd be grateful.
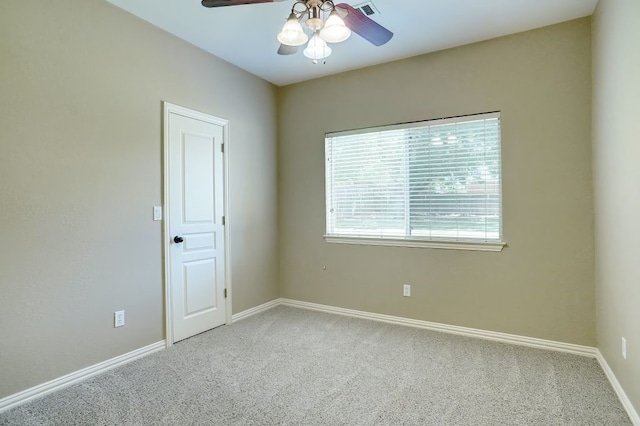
[325,112,502,243]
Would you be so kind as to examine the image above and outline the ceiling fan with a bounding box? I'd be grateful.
[201,0,393,63]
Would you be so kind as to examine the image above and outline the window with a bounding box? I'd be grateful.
[325,112,503,251]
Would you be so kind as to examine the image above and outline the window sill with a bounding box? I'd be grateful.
[324,236,506,252]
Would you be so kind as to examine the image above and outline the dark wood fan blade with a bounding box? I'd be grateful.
[277,44,299,55]
[335,3,393,46]
[201,0,276,8]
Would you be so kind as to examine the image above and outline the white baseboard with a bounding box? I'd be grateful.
[280,298,597,358]
[280,299,640,422]
[596,350,640,425]
[4,300,636,424]
[232,298,283,322]
[0,341,165,414]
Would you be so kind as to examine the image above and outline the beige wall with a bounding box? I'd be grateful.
[278,18,595,345]
[592,0,640,413]
[0,0,278,398]
[0,0,614,406]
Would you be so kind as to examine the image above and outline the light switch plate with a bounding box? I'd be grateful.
[153,206,162,221]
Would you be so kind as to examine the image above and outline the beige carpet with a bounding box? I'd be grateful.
[0,306,631,425]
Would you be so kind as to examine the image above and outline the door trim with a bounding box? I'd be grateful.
[162,102,232,348]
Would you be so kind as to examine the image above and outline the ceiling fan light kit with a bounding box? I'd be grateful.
[276,0,350,61]
[201,0,393,62]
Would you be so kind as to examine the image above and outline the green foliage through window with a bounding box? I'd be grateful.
[325,112,502,243]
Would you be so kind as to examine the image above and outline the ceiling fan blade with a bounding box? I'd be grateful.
[335,3,393,47]
[278,44,299,55]
[201,0,280,8]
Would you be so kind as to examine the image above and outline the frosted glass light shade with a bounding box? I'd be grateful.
[277,13,309,46]
[306,17,324,31]
[319,11,351,43]
[303,33,332,60]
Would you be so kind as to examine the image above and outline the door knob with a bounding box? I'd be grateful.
[173,236,184,244]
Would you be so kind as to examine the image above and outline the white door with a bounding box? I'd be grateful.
[165,104,227,343]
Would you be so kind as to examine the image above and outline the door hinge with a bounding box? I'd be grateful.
[222,216,226,226]
[221,143,224,153]
[224,288,228,298]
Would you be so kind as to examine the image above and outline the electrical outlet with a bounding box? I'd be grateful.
[403,284,411,297]
[114,310,125,328]
[622,337,627,360]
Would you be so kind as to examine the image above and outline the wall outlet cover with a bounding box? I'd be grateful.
[115,310,125,328]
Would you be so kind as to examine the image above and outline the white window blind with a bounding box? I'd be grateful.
[325,112,502,246]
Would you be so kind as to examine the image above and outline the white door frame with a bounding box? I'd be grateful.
[162,101,232,348]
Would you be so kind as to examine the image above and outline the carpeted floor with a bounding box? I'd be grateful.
[0,306,631,425]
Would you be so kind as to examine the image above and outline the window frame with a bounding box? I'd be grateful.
[324,112,505,252]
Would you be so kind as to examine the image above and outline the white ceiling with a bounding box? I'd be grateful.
[105,0,597,86]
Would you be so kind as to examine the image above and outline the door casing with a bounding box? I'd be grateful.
[162,101,232,347]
